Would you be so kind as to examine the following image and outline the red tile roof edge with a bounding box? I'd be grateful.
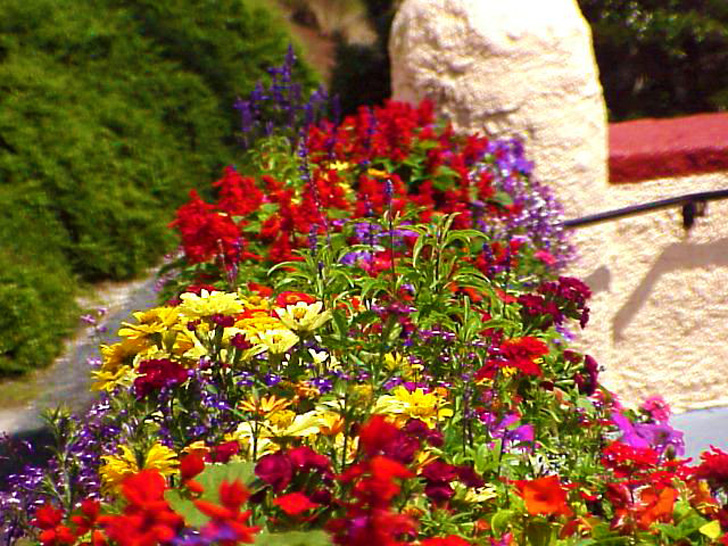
[608,112,728,183]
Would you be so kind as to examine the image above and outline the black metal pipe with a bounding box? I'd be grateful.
[561,188,728,228]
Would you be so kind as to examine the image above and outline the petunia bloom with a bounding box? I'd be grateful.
[514,475,573,518]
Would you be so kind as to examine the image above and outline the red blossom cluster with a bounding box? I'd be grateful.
[170,100,533,278]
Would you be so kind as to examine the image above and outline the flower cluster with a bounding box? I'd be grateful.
[166,93,572,297]
[2,54,727,546]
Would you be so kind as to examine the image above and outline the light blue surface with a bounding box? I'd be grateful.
[672,406,728,460]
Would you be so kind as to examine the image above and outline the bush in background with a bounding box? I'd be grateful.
[0,0,318,376]
[580,0,728,120]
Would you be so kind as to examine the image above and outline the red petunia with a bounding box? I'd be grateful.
[273,492,321,516]
[514,475,573,518]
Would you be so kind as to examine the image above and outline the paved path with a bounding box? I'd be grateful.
[673,406,728,460]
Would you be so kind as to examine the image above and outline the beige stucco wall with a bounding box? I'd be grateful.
[574,174,728,412]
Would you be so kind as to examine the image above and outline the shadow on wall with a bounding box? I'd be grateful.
[612,237,728,341]
[583,264,611,294]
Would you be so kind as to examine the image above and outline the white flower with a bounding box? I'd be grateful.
[275,301,332,333]
[256,328,300,355]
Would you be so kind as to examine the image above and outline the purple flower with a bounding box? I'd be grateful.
[611,411,685,456]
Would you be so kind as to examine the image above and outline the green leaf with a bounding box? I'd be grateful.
[490,509,515,536]
[525,520,553,546]
[166,461,256,527]
[253,530,333,546]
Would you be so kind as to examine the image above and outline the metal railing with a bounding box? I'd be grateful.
[561,189,728,230]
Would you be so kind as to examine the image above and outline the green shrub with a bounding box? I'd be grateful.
[578,0,728,120]
[0,0,319,376]
[0,189,78,376]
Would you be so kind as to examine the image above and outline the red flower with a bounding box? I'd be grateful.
[69,499,102,537]
[273,492,321,516]
[695,446,728,490]
[194,480,259,545]
[275,291,317,307]
[180,452,205,482]
[99,470,184,546]
[514,475,573,518]
[133,358,188,399]
[358,415,401,457]
[476,337,549,380]
[255,451,293,492]
[32,504,76,546]
[207,441,240,464]
[212,166,263,217]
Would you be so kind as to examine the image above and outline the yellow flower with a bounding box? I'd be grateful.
[182,440,210,457]
[256,328,299,355]
[91,337,150,391]
[464,484,498,504]
[236,311,285,339]
[328,160,352,171]
[99,443,178,493]
[173,329,209,361]
[178,290,244,319]
[231,422,278,459]
[367,168,391,179]
[373,386,453,428]
[242,295,270,310]
[239,394,291,417]
[267,409,296,430]
[99,337,149,371]
[275,301,332,333]
[118,307,180,340]
[384,352,407,371]
[91,365,135,393]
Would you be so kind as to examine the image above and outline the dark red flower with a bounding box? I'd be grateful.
[133,358,188,399]
[287,446,331,474]
[255,451,293,492]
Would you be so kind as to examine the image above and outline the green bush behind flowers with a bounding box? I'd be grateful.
[0,0,319,376]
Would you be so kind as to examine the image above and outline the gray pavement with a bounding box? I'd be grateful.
[673,406,728,460]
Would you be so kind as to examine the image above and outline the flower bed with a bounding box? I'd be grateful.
[3,54,728,546]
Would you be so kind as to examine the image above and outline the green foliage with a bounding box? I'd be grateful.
[0,0,319,376]
[0,188,77,375]
[578,0,728,120]
[253,530,332,545]
[166,461,256,526]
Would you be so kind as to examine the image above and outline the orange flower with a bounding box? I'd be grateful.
[637,486,677,529]
[514,475,573,518]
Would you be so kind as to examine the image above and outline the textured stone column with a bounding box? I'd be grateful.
[389,0,618,392]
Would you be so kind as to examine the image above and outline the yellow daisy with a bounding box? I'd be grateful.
[178,290,244,319]
[99,442,178,493]
[373,386,453,428]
